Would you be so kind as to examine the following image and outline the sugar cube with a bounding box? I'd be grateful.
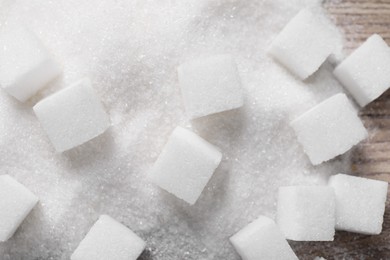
[71,215,146,260]
[0,22,61,102]
[329,174,388,235]
[230,216,298,260]
[149,126,222,205]
[33,78,110,152]
[334,34,390,107]
[291,93,368,165]
[177,55,244,119]
[268,8,340,79]
[0,175,39,241]
[277,186,335,241]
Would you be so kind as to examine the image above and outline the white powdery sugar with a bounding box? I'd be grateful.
[0,0,353,259]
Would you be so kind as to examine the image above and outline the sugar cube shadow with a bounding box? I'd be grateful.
[137,248,154,260]
[289,228,390,260]
[26,73,66,107]
[190,106,246,148]
[60,127,116,171]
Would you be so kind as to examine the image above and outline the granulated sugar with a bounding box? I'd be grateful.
[0,0,354,259]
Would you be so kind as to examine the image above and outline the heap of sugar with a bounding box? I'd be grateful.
[268,7,341,80]
[0,0,364,259]
[329,174,388,235]
[0,175,38,242]
[277,186,335,241]
[71,215,146,260]
[334,34,390,107]
[33,78,110,152]
[149,126,222,205]
[0,21,61,102]
[177,55,244,119]
[291,93,368,165]
[230,215,298,260]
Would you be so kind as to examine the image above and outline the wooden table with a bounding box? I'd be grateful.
[290,1,390,259]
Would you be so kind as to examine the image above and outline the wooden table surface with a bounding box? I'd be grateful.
[290,1,390,259]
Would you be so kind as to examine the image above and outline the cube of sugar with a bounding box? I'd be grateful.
[329,174,388,235]
[177,55,244,119]
[268,8,340,79]
[0,22,61,102]
[277,186,335,241]
[230,216,298,260]
[291,93,368,165]
[334,34,390,107]
[149,126,222,204]
[33,78,110,152]
[0,175,39,241]
[71,215,146,260]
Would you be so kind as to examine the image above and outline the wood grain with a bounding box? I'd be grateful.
[324,0,390,51]
[291,1,390,259]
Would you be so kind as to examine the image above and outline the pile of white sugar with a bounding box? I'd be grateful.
[0,0,366,259]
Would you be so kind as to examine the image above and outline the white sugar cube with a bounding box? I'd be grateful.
[0,175,39,241]
[33,78,110,152]
[230,216,298,260]
[329,174,388,235]
[277,186,335,241]
[0,22,61,102]
[71,215,146,260]
[149,126,222,205]
[177,55,244,119]
[334,34,390,107]
[291,93,368,165]
[268,8,340,79]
